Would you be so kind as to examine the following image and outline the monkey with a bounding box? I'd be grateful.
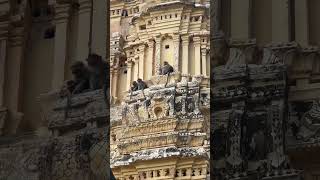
[86,53,109,103]
[131,81,138,92]
[160,61,174,87]
[70,61,91,94]
[61,61,90,119]
[160,61,174,75]
[137,78,148,90]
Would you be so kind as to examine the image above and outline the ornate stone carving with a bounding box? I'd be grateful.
[212,37,301,180]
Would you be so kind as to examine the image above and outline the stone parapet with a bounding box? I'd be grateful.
[39,89,107,136]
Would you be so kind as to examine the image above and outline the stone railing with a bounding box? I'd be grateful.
[39,89,107,136]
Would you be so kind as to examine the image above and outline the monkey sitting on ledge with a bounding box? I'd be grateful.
[60,61,91,97]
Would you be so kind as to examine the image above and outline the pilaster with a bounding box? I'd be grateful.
[193,36,201,75]
[172,33,180,72]
[230,0,251,39]
[0,20,8,108]
[5,25,26,134]
[155,35,162,75]
[272,0,289,42]
[76,0,92,61]
[201,48,207,76]
[295,0,309,46]
[126,60,133,90]
[112,68,119,102]
[181,35,189,74]
[147,40,155,78]
[52,2,71,89]
[138,44,146,79]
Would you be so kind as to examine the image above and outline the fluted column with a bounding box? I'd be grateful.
[76,0,92,60]
[272,0,289,42]
[126,60,133,90]
[193,36,201,75]
[138,44,146,79]
[147,40,155,78]
[0,21,8,107]
[173,33,180,72]
[155,35,162,75]
[181,35,189,74]
[52,3,71,89]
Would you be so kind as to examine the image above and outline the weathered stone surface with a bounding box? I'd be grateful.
[211,40,302,180]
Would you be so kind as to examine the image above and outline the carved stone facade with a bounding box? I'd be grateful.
[212,0,320,179]
[0,0,108,179]
[110,1,210,179]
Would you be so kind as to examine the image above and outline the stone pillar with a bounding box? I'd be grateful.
[133,57,139,81]
[5,26,26,134]
[76,0,92,61]
[147,40,155,78]
[110,67,113,96]
[212,0,221,35]
[172,33,180,72]
[181,35,189,74]
[201,48,207,76]
[193,36,201,75]
[272,0,289,42]
[230,0,251,39]
[126,61,133,90]
[91,0,107,57]
[0,21,8,107]
[295,0,308,46]
[112,69,119,101]
[52,3,71,89]
[155,35,162,75]
[138,44,146,79]
[201,37,208,76]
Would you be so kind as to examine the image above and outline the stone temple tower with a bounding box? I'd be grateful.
[110,0,210,179]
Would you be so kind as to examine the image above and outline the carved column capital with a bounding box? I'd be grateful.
[54,3,72,24]
[77,0,92,14]
[147,39,155,48]
[181,35,190,43]
[193,36,201,46]
[0,21,9,41]
[139,44,146,51]
[172,33,180,42]
[201,48,207,55]
[8,27,25,47]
